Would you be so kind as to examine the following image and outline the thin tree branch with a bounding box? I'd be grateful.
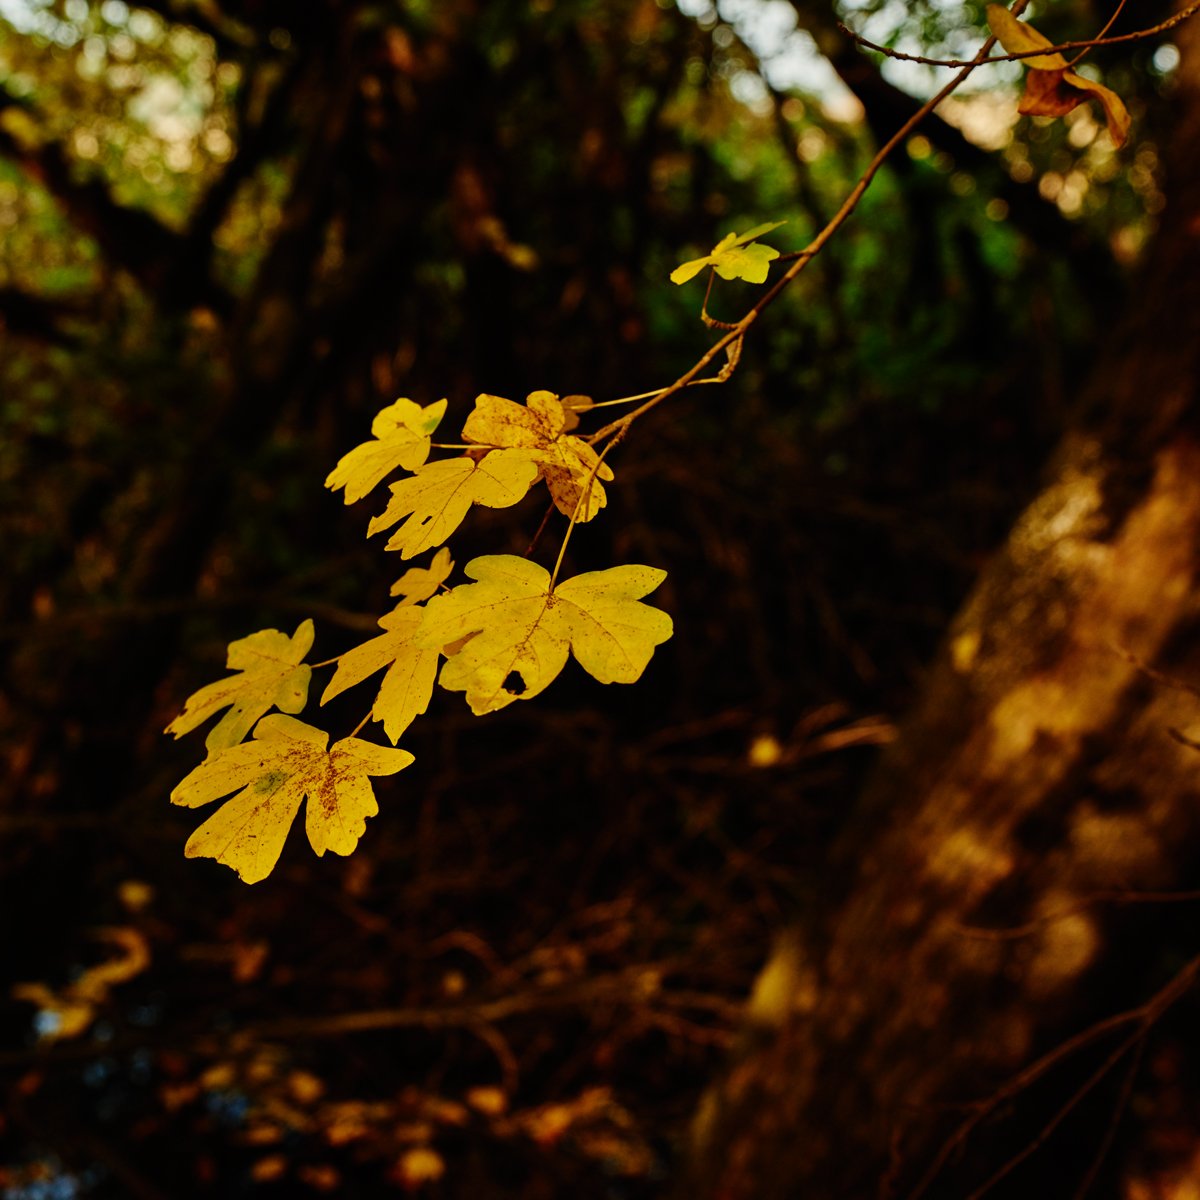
[589,8,1018,445]
[239,965,740,1040]
[840,2,1199,69]
[907,953,1200,1199]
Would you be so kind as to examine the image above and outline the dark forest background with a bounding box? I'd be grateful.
[3,0,1199,1196]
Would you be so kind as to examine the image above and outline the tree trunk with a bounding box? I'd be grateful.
[690,13,1200,1199]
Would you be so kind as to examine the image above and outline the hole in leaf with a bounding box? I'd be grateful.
[502,671,526,695]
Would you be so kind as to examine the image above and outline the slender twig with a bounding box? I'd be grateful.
[1113,642,1200,702]
[907,953,1200,1200]
[962,1028,1140,1200]
[701,269,740,330]
[588,10,1015,446]
[1070,1038,1143,1200]
[840,2,1198,70]
[582,378,725,411]
[548,429,626,591]
[1067,0,1127,68]
[774,249,817,266]
[523,500,557,558]
[243,962,728,1039]
[954,887,1200,941]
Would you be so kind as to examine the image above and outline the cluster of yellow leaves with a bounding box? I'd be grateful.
[168,388,673,884]
[325,389,615,558]
[165,553,670,881]
[670,221,786,286]
[986,5,1130,148]
[319,553,671,735]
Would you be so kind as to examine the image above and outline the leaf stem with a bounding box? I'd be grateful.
[548,430,626,593]
[523,500,557,558]
[587,377,724,409]
[348,711,373,738]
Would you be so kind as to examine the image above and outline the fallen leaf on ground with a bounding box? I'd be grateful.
[13,927,151,1042]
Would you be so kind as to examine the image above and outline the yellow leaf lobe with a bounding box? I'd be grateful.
[320,606,439,743]
[368,451,541,560]
[325,398,448,505]
[164,619,314,753]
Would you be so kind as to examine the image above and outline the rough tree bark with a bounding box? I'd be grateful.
[690,12,1200,1200]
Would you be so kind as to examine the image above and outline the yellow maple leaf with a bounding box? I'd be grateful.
[463,391,614,521]
[165,619,314,753]
[325,397,448,505]
[171,714,412,883]
[986,5,1130,148]
[390,547,454,604]
[417,555,673,714]
[320,607,439,743]
[670,221,787,286]
[368,450,541,560]
[463,389,563,449]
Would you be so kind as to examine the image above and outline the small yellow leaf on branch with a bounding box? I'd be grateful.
[986,5,1130,147]
[325,398,448,504]
[670,221,787,286]
[320,607,439,743]
[368,450,541,559]
[165,620,314,753]
[418,555,673,714]
[171,714,413,883]
[463,391,614,521]
[390,547,455,604]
